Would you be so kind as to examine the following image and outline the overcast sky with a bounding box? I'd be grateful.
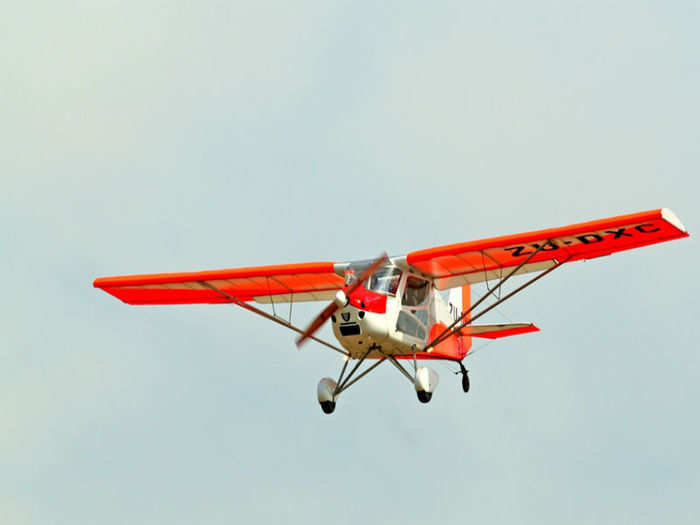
[2,1,698,523]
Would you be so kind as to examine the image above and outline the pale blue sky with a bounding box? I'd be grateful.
[2,1,698,523]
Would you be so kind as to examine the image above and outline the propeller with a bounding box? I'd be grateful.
[296,252,388,347]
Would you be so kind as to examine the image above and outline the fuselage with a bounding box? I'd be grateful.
[330,266,470,361]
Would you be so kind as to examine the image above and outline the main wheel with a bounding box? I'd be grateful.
[416,391,432,403]
[320,400,336,414]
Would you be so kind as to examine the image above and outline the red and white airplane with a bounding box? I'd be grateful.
[95,208,688,414]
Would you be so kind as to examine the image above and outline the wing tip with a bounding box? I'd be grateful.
[661,208,688,234]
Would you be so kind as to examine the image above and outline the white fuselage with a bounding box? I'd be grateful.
[331,270,459,359]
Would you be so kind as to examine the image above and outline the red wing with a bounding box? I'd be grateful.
[93,262,344,305]
[464,323,540,339]
[406,208,688,289]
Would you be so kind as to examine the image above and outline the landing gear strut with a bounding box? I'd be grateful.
[317,350,387,414]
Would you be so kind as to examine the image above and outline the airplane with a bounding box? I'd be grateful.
[94,208,689,414]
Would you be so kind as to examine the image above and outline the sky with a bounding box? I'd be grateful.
[1,1,698,523]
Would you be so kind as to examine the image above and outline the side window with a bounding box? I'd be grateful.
[396,311,426,339]
[402,276,429,307]
[396,275,431,341]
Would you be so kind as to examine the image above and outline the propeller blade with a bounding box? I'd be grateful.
[344,252,389,296]
[296,252,388,348]
[297,302,339,347]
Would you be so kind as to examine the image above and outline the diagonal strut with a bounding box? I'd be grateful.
[425,254,570,351]
[424,243,547,352]
[199,281,349,357]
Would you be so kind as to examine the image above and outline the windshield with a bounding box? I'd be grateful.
[367,267,402,296]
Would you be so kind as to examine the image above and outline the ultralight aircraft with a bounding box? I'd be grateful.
[94,208,688,414]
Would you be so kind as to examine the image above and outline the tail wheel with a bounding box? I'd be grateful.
[457,362,470,393]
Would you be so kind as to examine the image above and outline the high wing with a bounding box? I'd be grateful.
[94,208,688,305]
[401,208,688,290]
[93,262,345,305]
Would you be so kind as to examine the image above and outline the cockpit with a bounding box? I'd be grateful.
[340,264,434,342]
[367,267,402,296]
[344,266,402,297]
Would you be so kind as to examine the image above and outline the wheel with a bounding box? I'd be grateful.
[461,372,470,393]
[416,391,432,403]
[458,362,470,393]
[320,400,336,414]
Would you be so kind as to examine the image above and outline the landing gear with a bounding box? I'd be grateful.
[381,352,441,405]
[413,365,439,404]
[320,401,336,414]
[317,351,463,412]
[317,350,387,414]
[456,361,470,393]
[417,391,432,403]
[317,378,338,415]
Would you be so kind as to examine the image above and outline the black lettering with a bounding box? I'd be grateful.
[606,228,633,239]
[576,233,604,244]
[504,245,533,257]
[448,303,459,321]
[532,241,559,251]
[635,223,661,234]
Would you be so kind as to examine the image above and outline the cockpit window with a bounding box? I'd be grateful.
[366,267,402,296]
[402,276,430,306]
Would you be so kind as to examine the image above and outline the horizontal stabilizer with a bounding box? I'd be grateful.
[463,323,539,339]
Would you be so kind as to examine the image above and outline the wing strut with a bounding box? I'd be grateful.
[198,281,349,357]
[425,255,571,352]
[425,242,547,351]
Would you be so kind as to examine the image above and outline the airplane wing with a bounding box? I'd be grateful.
[95,208,688,305]
[404,208,688,289]
[93,262,344,305]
